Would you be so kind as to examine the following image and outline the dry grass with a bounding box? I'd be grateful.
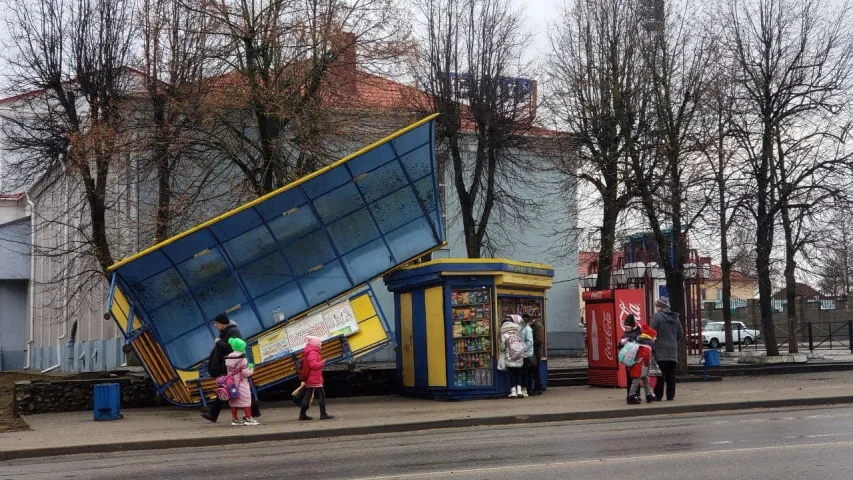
[0,372,48,432]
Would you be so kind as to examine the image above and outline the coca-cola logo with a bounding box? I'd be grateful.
[618,300,642,328]
[603,311,614,361]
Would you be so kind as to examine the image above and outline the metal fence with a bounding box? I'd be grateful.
[731,321,853,353]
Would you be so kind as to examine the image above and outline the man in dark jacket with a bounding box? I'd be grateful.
[201,313,243,422]
[619,314,642,401]
[525,314,545,395]
[649,297,683,401]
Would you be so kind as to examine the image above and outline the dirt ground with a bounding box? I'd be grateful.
[0,372,45,432]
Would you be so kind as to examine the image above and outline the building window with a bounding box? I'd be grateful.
[700,288,707,301]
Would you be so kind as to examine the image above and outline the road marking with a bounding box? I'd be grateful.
[351,440,853,480]
[709,441,733,444]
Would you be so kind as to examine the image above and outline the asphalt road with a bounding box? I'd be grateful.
[4,405,853,479]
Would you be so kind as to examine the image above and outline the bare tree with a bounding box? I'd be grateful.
[702,55,748,352]
[628,0,717,372]
[547,0,645,288]
[818,207,853,297]
[724,0,853,356]
[2,0,136,277]
[774,125,853,352]
[184,0,410,196]
[413,0,538,258]
[137,0,221,242]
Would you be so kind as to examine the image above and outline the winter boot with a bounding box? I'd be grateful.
[299,407,313,421]
[508,386,518,398]
[520,387,528,398]
[646,394,656,403]
[627,395,642,405]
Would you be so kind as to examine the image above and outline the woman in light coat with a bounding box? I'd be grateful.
[500,316,525,398]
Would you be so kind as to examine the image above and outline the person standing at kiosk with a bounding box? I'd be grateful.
[524,314,544,395]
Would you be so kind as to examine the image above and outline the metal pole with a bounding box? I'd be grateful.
[808,322,814,353]
[738,326,741,353]
[848,320,852,354]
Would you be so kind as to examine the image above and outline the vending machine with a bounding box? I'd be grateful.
[583,289,646,388]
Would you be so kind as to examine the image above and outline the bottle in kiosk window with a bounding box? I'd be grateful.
[590,310,600,361]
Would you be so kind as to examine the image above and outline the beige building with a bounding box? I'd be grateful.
[703,265,757,304]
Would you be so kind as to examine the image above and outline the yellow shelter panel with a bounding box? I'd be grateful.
[347,315,387,353]
[251,343,262,363]
[110,304,128,335]
[177,369,199,383]
[425,286,446,387]
[400,293,415,388]
[349,293,376,321]
[112,287,142,333]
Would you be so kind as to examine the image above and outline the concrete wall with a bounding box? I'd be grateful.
[704,299,853,343]
[703,279,756,302]
[0,280,27,370]
[0,218,30,280]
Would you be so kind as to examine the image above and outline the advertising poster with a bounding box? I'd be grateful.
[257,328,291,362]
[256,300,362,362]
[286,313,331,352]
[322,301,360,337]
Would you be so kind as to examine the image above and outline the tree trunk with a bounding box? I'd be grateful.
[721,250,735,352]
[88,189,114,279]
[595,204,618,290]
[781,204,799,353]
[756,120,779,357]
[756,217,779,356]
[719,161,734,352]
[154,143,171,243]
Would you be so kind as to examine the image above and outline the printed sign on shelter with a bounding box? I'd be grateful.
[322,301,360,337]
[257,328,291,362]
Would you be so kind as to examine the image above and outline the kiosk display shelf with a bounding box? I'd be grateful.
[450,287,493,387]
[500,297,543,321]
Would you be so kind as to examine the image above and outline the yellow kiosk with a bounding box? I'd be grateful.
[383,259,553,399]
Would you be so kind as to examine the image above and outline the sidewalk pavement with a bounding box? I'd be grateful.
[3,371,853,461]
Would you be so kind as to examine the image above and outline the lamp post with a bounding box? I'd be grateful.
[684,250,711,354]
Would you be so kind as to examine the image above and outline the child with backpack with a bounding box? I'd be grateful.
[626,324,657,405]
[298,336,334,420]
[224,338,259,425]
[500,316,526,398]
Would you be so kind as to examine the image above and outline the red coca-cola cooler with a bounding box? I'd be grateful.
[583,289,647,387]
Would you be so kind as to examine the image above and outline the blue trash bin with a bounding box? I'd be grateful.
[702,349,721,367]
[700,349,721,381]
[93,383,123,421]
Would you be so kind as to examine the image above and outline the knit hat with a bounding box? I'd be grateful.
[509,314,523,325]
[655,297,670,309]
[522,314,532,323]
[623,314,636,327]
[306,336,322,348]
[228,337,246,354]
[215,313,230,325]
[641,324,657,339]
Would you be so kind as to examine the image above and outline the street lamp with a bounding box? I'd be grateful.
[580,273,598,289]
[625,262,646,282]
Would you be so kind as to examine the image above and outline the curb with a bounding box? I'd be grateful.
[3,395,853,462]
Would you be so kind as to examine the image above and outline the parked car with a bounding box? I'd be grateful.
[701,321,761,348]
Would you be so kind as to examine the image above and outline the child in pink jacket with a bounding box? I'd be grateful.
[298,336,333,421]
[225,338,258,426]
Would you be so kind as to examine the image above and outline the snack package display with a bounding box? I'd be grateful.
[450,287,493,387]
